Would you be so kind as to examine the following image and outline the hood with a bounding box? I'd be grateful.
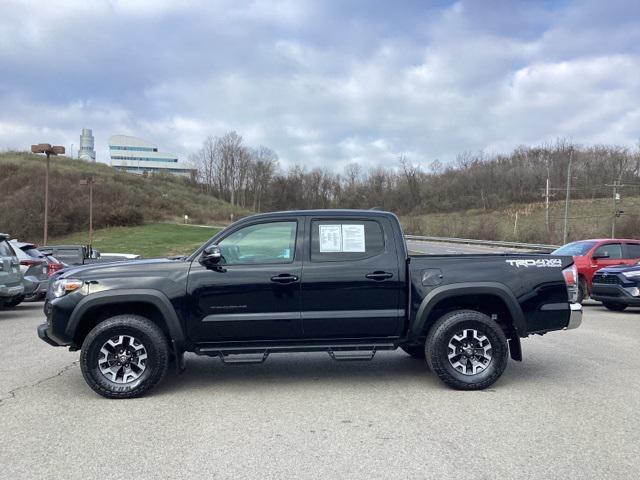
[59,257,181,279]
[596,264,640,274]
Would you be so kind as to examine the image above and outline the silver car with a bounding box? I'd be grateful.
[9,240,50,302]
[0,234,24,308]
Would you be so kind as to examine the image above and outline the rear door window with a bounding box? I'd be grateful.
[311,219,385,262]
[625,243,640,259]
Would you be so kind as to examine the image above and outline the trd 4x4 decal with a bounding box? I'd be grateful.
[505,258,563,268]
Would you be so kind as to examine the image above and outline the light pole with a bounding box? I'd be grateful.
[31,143,65,245]
[79,177,97,246]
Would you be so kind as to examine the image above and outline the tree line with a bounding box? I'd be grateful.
[190,133,640,218]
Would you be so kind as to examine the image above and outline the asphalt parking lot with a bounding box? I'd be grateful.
[1,301,638,479]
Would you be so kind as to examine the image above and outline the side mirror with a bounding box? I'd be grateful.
[592,252,609,260]
[200,245,222,266]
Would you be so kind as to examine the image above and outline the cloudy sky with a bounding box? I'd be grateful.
[1,0,639,170]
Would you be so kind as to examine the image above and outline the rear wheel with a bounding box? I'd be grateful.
[80,314,169,399]
[426,309,508,390]
[400,344,426,359]
[603,302,627,312]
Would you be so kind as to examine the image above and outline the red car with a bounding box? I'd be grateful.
[553,239,640,302]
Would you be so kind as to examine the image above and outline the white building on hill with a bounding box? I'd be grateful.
[79,128,96,162]
[108,134,193,177]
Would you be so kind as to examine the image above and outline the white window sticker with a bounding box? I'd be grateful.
[319,225,342,252]
[342,224,366,252]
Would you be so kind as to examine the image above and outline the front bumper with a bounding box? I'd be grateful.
[592,283,640,306]
[565,303,582,330]
[37,323,63,347]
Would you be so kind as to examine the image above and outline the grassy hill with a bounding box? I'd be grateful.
[51,223,222,258]
[0,151,248,243]
[402,195,640,244]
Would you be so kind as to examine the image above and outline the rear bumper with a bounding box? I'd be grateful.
[565,303,582,330]
[0,284,24,298]
[22,276,48,296]
[592,284,640,306]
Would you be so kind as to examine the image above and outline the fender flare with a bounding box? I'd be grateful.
[65,289,185,349]
[412,282,527,338]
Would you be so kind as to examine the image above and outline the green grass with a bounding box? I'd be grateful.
[51,223,222,258]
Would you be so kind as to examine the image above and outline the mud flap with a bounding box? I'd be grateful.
[508,337,522,361]
[172,339,186,373]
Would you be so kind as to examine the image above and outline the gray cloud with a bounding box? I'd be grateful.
[0,0,638,171]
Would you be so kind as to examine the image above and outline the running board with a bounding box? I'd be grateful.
[195,342,396,363]
[328,348,377,361]
[219,352,269,364]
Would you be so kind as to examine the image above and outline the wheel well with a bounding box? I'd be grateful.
[422,294,516,339]
[578,274,588,291]
[72,302,172,347]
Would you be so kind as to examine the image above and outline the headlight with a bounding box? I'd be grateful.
[622,270,640,279]
[52,279,84,298]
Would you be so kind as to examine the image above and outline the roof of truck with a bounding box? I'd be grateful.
[243,209,396,219]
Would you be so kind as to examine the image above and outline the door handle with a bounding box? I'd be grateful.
[365,271,393,281]
[270,274,299,284]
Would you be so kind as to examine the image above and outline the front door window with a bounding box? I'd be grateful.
[218,221,297,265]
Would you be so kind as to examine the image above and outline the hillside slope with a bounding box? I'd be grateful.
[403,195,640,244]
[0,151,247,242]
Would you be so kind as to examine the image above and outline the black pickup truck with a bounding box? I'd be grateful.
[38,210,582,398]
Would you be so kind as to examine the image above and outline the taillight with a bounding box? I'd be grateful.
[562,264,579,303]
[48,263,63,277]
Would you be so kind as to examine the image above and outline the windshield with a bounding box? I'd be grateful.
[553,241,596,257]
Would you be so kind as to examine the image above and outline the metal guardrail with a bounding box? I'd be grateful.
[404,235,560,252]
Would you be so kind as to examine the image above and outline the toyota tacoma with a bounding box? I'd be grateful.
[38,210,582,398]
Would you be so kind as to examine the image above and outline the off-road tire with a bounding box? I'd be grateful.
[80,314,169,399]
[400,344,426,359]
[603,302,627,312]
[426,309,508,390]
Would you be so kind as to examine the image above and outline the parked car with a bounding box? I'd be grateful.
[0,233,24,308]
[552,239,640,303]
[591,262,640,311]
[9,240,50,302]
[39,209,581,398]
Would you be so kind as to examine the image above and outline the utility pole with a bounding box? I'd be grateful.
[80,177,97,246]
[611,181,618,238]
[605,181,627,237]
[542,177,556,231]
[562,151,573,244]
[31,143,65,245]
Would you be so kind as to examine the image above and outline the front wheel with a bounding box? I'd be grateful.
[426,310,508,390]
[80,314,169,399]
[603,302,627,312]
